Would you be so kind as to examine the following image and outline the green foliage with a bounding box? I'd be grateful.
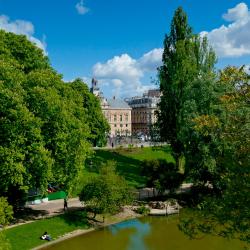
[0,30,107,207]
[0,198,13,250]
[0,197,13,226]
[79,161,132,218]
[158,6,216,171]
[68,78,110,147]
[136,205,150,215]
[141,159,183,194]
[158,7,249,243]
[0,30,50,74]
[184,66,250,243]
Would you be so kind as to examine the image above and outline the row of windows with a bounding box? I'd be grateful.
[113,124,129,128]
[113,114,129,122]
[103,113,130,122]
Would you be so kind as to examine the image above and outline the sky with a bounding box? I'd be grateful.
[0,0,250,98]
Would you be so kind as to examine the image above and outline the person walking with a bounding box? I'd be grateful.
[64,198,68,211]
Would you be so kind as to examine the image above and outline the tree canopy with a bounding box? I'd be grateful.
[79,161,132,220]
[141,159,183,194]
[158,7,249,243]
[158,7,216,171]
[0,30,109,207]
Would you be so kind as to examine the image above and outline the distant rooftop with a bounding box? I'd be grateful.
[107,97,131,109]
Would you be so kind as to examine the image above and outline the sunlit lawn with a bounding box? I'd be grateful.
[5,210,89,250]
[83,145,174,188]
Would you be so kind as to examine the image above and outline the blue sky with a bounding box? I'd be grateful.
[0,0,250,98]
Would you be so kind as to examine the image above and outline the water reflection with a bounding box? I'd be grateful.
[44,216,244,250]
[109,219,151,250]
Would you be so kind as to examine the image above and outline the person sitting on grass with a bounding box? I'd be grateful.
[40,232,51,241]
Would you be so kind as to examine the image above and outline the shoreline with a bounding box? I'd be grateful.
[32,207,141,250]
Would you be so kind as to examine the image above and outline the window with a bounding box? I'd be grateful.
[120,124,123,128]
[114,114,117,122]
[120,115,122,122]
[114,124,117,127]
[126,124,128,127]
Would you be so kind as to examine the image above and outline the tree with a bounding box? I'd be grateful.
[179,66,250,243]
[68,78,110,147]
[158,7,216,172]
[158,7,194,168]
[79,161,132,221]
[0,30,108,207]
[141,159,183,195]
[0,42,53,207]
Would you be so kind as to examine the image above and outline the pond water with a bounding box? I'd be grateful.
[44,216,244,250]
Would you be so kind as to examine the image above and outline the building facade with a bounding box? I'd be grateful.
[102,97,132,137]
[125,89,160,136]
[90,79,132,137]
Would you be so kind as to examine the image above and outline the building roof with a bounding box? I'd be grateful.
[107,98,131,109]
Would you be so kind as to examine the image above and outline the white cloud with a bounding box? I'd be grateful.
[222,2,249,22]
[138,48,163,71]
[0,15,47,53]
[75,0,89,15]
[92,49,161,97]
[201,2,250,57]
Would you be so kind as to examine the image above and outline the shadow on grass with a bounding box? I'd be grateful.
[59,209,90,227]
[86,150,145,188]
[86,147,174,189]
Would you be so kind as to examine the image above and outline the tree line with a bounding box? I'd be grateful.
[158,7,249,243]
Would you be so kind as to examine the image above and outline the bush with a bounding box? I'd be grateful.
[136,205,150,215]
[141,160,183,194]
[0,197,13,226]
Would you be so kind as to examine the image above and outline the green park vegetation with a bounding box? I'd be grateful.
[158,7,249,243]
[0,4,249,250]
[0,29,109,210]
[70,145,174,196]
[5,211,89,250]
[79,161,133,222]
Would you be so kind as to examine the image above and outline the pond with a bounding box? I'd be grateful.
[44,216,244,250]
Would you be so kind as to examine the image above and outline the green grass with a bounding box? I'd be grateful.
[83,145,174,189]
[5,146,174,249]
[5,211,89,250]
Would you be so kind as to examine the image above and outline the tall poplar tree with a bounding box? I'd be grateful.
[158,7,194,168]
[158,7,216,170]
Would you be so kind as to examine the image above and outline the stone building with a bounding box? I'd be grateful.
[90,79,132,137]
[102,97,132,137]
[125,89,161,136]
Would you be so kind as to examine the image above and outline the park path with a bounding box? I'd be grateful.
[26,183,192,217]
[26,198,83,217]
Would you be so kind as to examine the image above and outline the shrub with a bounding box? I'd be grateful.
[136,205,150,215]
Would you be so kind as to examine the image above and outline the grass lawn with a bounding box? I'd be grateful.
[83,145,174,188]
[5,211,89,250]
[4,146,173,249]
